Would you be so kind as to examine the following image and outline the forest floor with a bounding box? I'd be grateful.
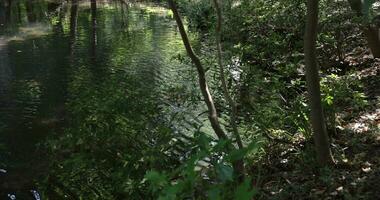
[257,56,380,199]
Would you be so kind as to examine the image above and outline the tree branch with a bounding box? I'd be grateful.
[212,0,243,149]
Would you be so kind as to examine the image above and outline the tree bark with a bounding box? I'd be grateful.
[25,0,37,23]
[348,0,380,58]
[69,0,78,57]
[362,25,380,58]
[167,0,245,179]
[304,0,334,166]
[5,0,11,25]
[212,0,243,149]
[90,0,97,62]
[168,0,228,141]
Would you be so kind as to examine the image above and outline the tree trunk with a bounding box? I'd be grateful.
[362,25,380,58]
[167,0,245,179]
[348,0,380,58]
[90,0,97,62]
[168,0,228,141]
[304,0,334,166]
[5,0,11,25]
[212,0,243,149]
[25,0,37,23]
[69,0,78,57]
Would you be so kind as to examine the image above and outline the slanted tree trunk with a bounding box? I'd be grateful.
[304,0,334,166]
[168,0,228,141]
[348,0,380,58]
[212,0,243,149]
[167,0,245,179]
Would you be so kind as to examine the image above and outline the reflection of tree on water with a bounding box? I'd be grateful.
[0,1,189,198]
[90,0,97,63]
[5,0,12,24]
[48,1,65,34]
[69,0,78,57]
[118,0,129,29]
[0,1,69,198]
[0,41,11,99]
[0,0,52,33]
[0,0,12,27]
[26,0,37,23]
[0,39,12,130]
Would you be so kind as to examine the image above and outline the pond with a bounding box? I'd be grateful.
[0,0,202,198]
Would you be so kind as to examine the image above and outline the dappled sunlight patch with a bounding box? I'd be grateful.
[1,0,378,198]
[355,61,380,78]
[2,23,51,44]
[75,0,124,9]
[0,37,6,47]
[18,24,51,38]
[6,36,24,42]
[339,62,379,134]
[345,108,380,133]
[136,3,173,17]
[227,56,243,81]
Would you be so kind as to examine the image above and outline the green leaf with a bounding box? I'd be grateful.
[208,187,222,200]
[234,178,256,200]
[227,141,260,162]
[158,182,184,200]
[362,0,375,17]
[325,95,334,106]
[228,148,249,162]
[145,170,168,192]
[196,132,211,150]
[213,139,229,152]
[216,164,234,182]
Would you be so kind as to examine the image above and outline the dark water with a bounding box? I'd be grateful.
[0,0,195,197]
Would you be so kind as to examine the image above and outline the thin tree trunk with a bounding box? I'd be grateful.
[348,0,380,58]
[212,0,243,149]
[362,26,380,58]
[304,0,334,166]
[167,0,245,179]
[168,0,228,141]
[25,0,36,23]
[90,0,97,62]
[69,0,78,57]
[5,0,11,25]
[17,1,22,23]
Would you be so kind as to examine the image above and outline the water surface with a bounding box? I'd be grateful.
[0,0,198,197]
